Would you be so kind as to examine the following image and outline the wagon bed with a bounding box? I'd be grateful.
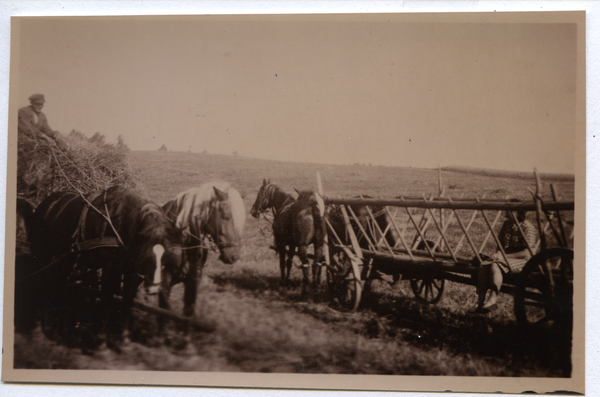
[318,171,574,328]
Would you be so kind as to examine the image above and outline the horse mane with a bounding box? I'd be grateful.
[139,202,178,240]
[265,183,295,213]
[103,186,177,243]
[173,181,246,234]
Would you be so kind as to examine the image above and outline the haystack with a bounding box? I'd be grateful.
[17,130,139,206]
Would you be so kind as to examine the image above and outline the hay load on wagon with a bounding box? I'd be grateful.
[17,130,140,206]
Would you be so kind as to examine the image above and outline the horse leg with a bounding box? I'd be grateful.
[183,249,203,319]
[312,244,324,287]
[120,271,139,345]
[102,261,123,352]
[158,270,173,335]
[278,247,288,285]
[298,245,311,297]
[286,246,296,285]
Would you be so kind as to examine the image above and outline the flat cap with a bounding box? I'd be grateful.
[28,94,45,103]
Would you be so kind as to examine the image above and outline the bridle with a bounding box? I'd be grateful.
[255,184,295,217]
[178,198,240,252]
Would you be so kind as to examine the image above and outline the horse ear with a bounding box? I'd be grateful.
[263,178,270,186]
[294,187,300,195]
[214,186,228,201]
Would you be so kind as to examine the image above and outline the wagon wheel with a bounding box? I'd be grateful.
[410,276,445,304]
[327,247,363,311]
[514,248,573,326]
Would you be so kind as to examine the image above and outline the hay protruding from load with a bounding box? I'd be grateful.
[17,130,139,206]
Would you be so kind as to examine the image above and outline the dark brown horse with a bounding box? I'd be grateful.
[28,186,183,351]
[160,181,246,319]
[325,196,400,252]
[14,198,39,334]
[251,179,326,294]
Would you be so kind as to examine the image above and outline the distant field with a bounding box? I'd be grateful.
[441,165,575,182]
[13,150,576,378]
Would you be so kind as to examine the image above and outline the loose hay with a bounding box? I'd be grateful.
[17,130,140,205]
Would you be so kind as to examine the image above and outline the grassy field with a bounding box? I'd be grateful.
[13,151,575,377]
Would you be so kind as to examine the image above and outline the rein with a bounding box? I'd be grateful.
[23,189,124,279]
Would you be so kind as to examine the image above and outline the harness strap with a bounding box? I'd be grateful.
[72,237,120,253]
[72,190,105,241]
[23,237,120,278]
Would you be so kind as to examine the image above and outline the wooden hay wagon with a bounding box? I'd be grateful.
[319,173,575,328]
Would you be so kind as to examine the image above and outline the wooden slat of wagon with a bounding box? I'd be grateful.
[340,205,363,259]
[432,193,465,253]
[325,197,574,212]
[450,204,482,263]
[411,194,436,250]
[477,209,503,253]
[346,205,376,251]
[479,209,511,267]
[364,204,397,255]
[401,198,437,259]
[428,193,464,253]
[383,206,415,262]
[423,206,458,263]
[508,210,536,258]
[398,196,531,203]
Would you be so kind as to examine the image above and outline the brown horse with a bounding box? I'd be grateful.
[251,179,326,294]
[28,186,183,351]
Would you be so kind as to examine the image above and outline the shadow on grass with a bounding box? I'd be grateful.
[211,268,571,377]
[359,289,572,377]
[211,268,333,303]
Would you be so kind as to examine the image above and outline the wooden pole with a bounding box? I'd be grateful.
[340,205,364,259]
[325,197,573,212]
[316,171,329,266]
[402,199,436,258]
[364,204,396,255]
[383,206,415,261]
[533,168,548,252]
[532,169,555,302]
[477,209,503,253]
[411,194,435,250]
[347,205,377,251]
[125,297,215,333]
[451,203,482,262]
[438,165,445,230]
[423,207,458,263]
[479,210,510,267]
[551,184,568,248]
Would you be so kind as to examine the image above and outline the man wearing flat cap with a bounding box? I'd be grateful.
[18,94,69,151]
[17,94,70,197]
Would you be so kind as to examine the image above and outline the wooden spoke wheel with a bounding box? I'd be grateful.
[514,248,574,326]
[410,276,445,304]
[327,248,363,311]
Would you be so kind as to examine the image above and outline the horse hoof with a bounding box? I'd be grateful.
[81,347,95,356]
[106,340,123,354]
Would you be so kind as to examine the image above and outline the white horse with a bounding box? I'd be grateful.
[161,181,246,317]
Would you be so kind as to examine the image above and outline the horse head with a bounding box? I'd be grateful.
[203,186,245,264]
[135,203,183,294]
[250,179,271,218]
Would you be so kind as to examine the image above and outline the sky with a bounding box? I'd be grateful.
[13,14,579,173]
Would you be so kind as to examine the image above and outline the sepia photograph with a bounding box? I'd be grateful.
[1,10,585,395]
